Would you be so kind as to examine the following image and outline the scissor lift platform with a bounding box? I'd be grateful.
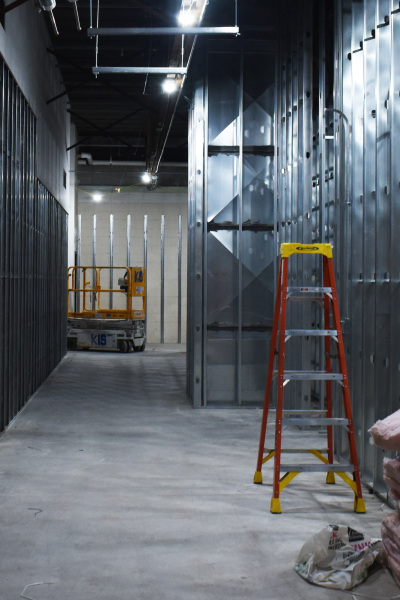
[67,266,146,353]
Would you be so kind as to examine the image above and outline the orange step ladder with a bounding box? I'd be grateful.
[254,243,366,514]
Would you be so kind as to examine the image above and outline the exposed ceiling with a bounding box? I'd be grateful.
[31,0,273,188]
[35,0,219,188]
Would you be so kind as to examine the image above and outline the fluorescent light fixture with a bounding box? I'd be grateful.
[142,172,151,184]
[162,78,178,94]
[178,10,195,27]
[93,193,102,201]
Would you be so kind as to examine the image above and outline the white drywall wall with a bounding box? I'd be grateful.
[78,187,188,344]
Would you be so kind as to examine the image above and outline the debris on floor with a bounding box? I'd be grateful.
[20,582,54,600]
[294,524,382,590]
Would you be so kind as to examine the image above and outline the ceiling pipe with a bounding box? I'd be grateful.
[39,0,59,35]
[88,27,239,36]
[78,153,187,167]
[150,0,209,175]
[93,67,187,75]
[68,0,81,31]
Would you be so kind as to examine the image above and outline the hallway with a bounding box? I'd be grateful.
[0,346,396,600]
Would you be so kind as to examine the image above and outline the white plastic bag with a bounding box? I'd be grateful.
[294,524,382,590]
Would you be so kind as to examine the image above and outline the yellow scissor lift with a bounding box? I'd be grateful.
[67,266,146,353]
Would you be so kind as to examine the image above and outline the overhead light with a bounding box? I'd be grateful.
[142,173,151,184]
[178,10,196,27]
[162,78,178,94]
[93,193,102,201]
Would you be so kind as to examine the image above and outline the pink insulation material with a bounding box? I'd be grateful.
[384,476,400,502]
[382,514,400,587]
[369,409,400,451]
[384,458,400,485]
[383,459,400,508]
[382,515,400,548]
[371,414,400,586]
[384,550,400,588]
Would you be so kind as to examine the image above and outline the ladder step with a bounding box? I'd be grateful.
[273,370,343,381]
[280,463,354,473]
[285,329,337,337]
[264,448,328,454]
[281,410,327,416]
[282,417,348,427]
[287,286,332,293]
[287,296,324,303]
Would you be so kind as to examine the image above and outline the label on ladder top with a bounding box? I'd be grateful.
[280,243,333,258]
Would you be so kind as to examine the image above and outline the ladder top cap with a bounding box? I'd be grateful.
[280,243,333,258]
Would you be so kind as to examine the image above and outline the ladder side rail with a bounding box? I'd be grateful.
[326,258,363,503]
[272,257,289,511]
[323,256,335,479]
[255,260,283,479]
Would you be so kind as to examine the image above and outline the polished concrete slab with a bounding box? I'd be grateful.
[0,344,397,600]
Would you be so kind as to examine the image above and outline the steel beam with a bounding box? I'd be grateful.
[0,0,29,17]
[160,215,165,344]
[47,45,152,105]
[92,215,97,311]
[77,214,81,313]
[127,215,131,268]
[67,109,137,152]
[88,27,239,36]
[110,214,114,309]
[178,214,182,344]
[143,215,148,339]
[67,107,143,151]
[47,49,155,115]
[121,0,167,23]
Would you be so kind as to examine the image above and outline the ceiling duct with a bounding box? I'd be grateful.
[78,153,187,168]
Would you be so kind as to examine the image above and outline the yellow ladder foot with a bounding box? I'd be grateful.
[270,497,282,514]
[326,472,336,484]
[253,470,263,484]
[354,497,366,513]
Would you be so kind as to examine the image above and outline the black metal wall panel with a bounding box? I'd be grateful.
[0,59,67,433]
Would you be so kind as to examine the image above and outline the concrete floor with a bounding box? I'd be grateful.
[0,344,398,600]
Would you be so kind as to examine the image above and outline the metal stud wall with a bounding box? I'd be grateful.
[336,0,400,495]
[261,0,400,495]
[188,37,276,407]
[188,1,400,496]
[0,59,68,434]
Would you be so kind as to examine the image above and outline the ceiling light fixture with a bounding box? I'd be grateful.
[178,10,196,27]
[142,173,151,184]
[162,78,178,94]
[93,193,102,201]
